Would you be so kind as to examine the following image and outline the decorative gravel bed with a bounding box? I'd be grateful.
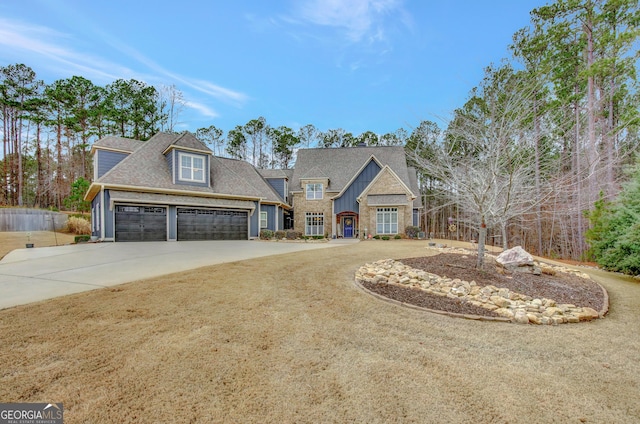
[358,251,606,321]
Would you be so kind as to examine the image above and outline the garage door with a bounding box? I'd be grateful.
[115,205,167,242]
[177,208,248,240]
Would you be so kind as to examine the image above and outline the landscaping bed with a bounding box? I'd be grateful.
[361,252,606,319]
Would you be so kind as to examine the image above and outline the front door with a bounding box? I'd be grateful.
[343,217,354,238]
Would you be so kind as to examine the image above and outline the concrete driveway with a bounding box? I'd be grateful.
[0,240,353,310]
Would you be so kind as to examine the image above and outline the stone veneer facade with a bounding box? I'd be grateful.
[358,168,414,238]
[292,170,415,238]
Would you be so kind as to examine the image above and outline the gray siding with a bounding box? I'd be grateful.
[165,150,174,181]
[250,202,260,237]
[278,207,284,231]
[334,160,381,214]
[97,150,129,178]
[261,204,276,230]
[265,178,287,202]
[104,190,114,239]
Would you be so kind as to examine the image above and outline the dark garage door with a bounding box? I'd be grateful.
[177,208,248,240]
[115,205,167,242]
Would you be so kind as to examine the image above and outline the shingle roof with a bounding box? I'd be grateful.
[258,169,293,179]
[170,132,212,152]
[94,132,284,203]
[367,194,410,206]
[108,190,256,211]
[92,135,143,153]
[210,157,283,203]
[291,146,417,195]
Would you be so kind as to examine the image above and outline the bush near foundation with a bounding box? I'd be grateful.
[405,226,421,239]
[260,229,274,240]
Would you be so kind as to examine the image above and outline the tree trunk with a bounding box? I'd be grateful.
[476,221,487,269]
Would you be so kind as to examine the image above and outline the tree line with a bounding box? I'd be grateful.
[0,63,415,211]
[408,0,640,266]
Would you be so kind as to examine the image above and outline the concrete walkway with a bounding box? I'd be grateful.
[0,240,354,310]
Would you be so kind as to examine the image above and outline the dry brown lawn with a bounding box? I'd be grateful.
[0,240,639,423]
[0,231,76,259]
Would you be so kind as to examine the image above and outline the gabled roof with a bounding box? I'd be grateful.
[291,146,416,194]
[163,132,212,154]
[86,132,286,205]
[91,135,143,154]
[258,168,293,180]
[357,165,415,202]
[210,156,284,204]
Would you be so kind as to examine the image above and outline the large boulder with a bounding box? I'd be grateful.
[496,246,541,275]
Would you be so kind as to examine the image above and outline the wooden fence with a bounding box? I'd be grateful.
[0,209,68,232]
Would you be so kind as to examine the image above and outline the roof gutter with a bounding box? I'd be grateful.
[84,182,263,203]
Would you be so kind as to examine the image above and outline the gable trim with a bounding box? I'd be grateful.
[91,145,135,155]
[162,144,212,156]
[85,182,262,203]
[330,154,384,200]
[356,165,416,203]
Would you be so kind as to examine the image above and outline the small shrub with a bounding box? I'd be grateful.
[67,216,91,235]
[275,230,286,239]
[382,236,390,240]
[394,234,402,239]
[405,226,421,239]
[373,235,381,239]
[286,230,301,240]
[260,229,274,240]
[314,235,325,240]
[74,235,91,243]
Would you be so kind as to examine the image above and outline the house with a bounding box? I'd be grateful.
[289,146,421,239]
[84,132,421,242]
[85,132,289,242]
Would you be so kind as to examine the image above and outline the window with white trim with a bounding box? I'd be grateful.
[376,207,398,234]
[305,212,324,236]
[260,211,268,228]
[179,152,205,183]
[306,183,323,200]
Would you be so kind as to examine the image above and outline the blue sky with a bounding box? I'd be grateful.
[0,0,545,136]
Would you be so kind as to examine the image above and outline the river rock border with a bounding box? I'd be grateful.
[355,247,609,325]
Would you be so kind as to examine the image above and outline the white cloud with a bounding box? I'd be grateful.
[293,0,406,43]
[0,17,248,118]
[184,100,219,119]
[0,18,131,82]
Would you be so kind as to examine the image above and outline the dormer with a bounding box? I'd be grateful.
[163,145,212,188]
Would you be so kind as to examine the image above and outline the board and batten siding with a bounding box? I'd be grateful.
[97,150,129,179]
[265,178,287,202]
[334,160,381,215]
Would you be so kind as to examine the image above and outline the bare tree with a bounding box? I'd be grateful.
[408,67,556,268]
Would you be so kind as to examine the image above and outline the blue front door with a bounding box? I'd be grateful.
[343,217,354,238]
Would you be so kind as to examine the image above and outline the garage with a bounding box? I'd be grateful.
[177,208,248,241]
[115,205,167,242]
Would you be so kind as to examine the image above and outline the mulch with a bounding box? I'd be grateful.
[361,253,605,318]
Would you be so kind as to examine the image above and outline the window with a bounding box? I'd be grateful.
[376,207,398,234]
[179,152,205,183]
[260,211,268,228]
[305,212,324,236]
[306,183,323,200]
